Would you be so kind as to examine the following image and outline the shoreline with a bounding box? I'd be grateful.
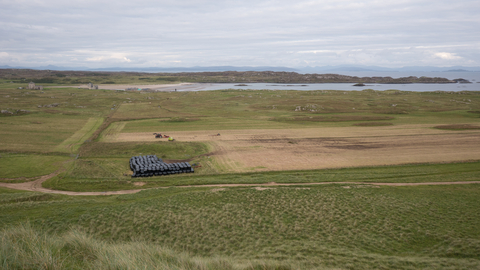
[48,82,480,92]
[49,83,211,91]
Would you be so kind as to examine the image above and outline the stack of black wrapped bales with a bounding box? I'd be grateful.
[130,155,194,178]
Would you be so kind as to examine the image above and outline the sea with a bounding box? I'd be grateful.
[186,71,480,92]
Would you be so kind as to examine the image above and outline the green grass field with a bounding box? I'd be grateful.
[0,154,70,182]
[1,184,480,269]
[1,80,480,269]
[40,161,480,192]
[54,117,104,153]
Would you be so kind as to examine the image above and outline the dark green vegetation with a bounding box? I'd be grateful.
[1,71,480,269]
[353,122,394,126]
[0,154,70,182]
[0,68,456,84]
[2,184,480,269]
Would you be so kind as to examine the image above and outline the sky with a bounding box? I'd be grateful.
[1,0,479,68]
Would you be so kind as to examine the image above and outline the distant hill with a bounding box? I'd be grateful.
[2,65,480,73]
[299,65,480,73]
[0,69,456,84]
[445,69,470,72]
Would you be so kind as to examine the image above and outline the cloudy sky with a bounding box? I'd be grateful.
[1,0,479,68]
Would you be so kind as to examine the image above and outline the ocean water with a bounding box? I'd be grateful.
[185,71,480,92]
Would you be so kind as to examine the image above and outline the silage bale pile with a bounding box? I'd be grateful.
[130,155,194,178]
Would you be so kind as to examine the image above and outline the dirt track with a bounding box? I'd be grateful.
[1,170,479,196]
[0,171,142,196]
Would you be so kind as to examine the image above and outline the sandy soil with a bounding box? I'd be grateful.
[110,125,480,172]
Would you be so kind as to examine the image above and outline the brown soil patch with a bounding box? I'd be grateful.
[353,122,393,126]
[210,188,226,192]
[133,182,146,187]
[434,124,480,130]
[254,187,275,191]
[111,125,480,173]
[288,115,394,122]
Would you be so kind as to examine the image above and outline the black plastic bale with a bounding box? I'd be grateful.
[130,155,194,177]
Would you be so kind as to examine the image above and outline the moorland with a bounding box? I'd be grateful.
[0,68,459,84]
[1,71,480,269]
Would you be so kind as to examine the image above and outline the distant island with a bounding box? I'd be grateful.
[0,69,459,84]
[452,78,472,83]
[445,69,470,72]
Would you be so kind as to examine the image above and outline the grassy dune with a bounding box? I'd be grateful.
[2,225,295,270]
[1,185,480,269]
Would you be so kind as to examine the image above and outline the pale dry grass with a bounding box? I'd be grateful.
[107,125,480,172]
[112,124,457,142]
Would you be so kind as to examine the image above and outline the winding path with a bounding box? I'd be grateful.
[0,171,142,196]
[1,170,480,196]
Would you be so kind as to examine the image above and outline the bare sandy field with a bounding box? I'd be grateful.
[106,125,480,172]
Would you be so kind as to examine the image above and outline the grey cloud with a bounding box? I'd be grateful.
[0,0,479,68]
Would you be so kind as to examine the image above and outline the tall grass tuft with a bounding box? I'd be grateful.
[0,224,298,270]
[0,224,67,269]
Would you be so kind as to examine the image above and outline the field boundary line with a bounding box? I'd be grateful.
[1,172,480,196]
[54,117,104,153]
[97,122,126,142]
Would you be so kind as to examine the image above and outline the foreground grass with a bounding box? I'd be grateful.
[1,224,297,270]
[1,184,480,269]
